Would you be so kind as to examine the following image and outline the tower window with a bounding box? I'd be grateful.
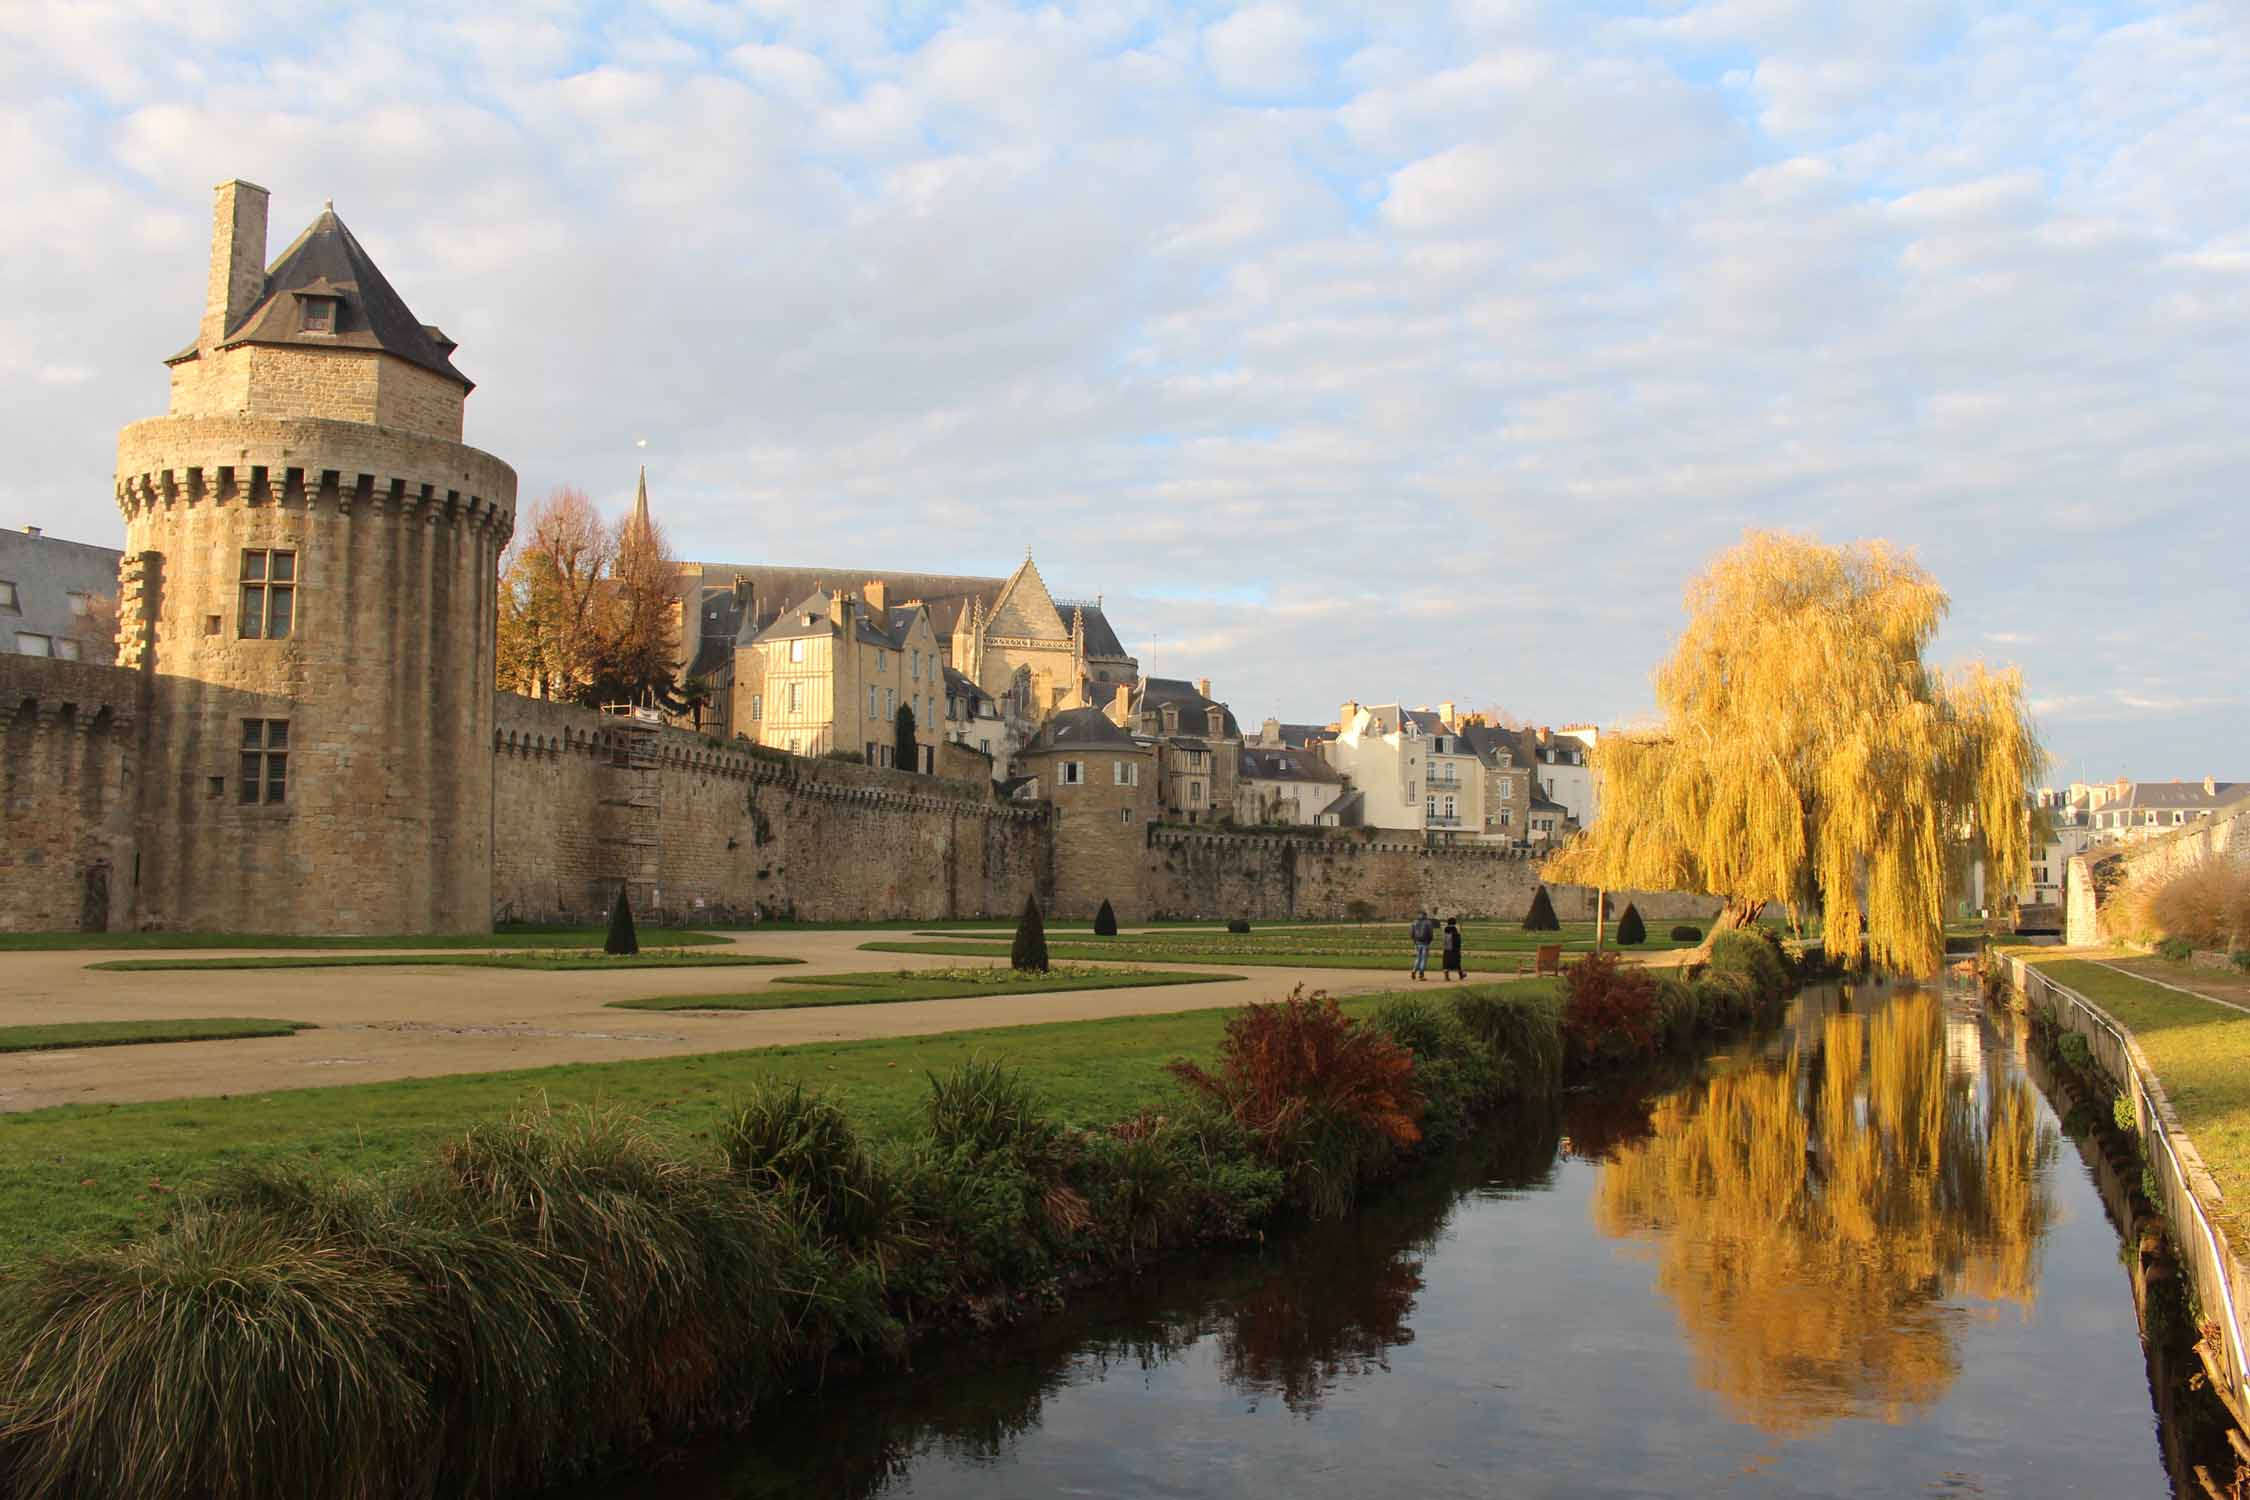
[300,296,336,334]
[239,718,288,804]
[239,549,295,639]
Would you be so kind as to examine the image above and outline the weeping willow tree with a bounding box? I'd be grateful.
[1544,532,2044,974]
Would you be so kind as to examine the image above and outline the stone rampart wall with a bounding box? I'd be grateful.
[1141,827,1721,924]
[492,694,1050,925]
[0,657,143,931]
[2066,794,2250,946]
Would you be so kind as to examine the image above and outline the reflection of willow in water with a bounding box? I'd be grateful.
[1594,991,2058,1435]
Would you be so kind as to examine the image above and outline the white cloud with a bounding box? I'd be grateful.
[0,1,2240,779]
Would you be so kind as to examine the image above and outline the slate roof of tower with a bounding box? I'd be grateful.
[1024,706,1138,752]
[1129,676,1241,740]
[168,206,473,389]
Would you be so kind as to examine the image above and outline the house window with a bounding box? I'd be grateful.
[15,632,50,656]
[1443,795,1456,819]
[1427,795,1437,821]
[750,693,762,721]
[1190,782,1203,806]
[1500,808,1512,827]
[869,685,879,720]
[239,718,288,804]
[1061,760,1085,785]
[239,549,295,639]
[66,592,90,617]
[788,735,801,754]
[912,648,920,679]
[1114,760,1139,786]
[885,688,895,717]
[1120,808,1131,825]
[1499,780,1512,800]
[789,639,805,663]
[788,682,803,713]
[55,639,80,661]
[0,582,17,612]
[980,738,992,755]
[300,296,336,333]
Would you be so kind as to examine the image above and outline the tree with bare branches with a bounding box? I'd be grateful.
[1544,531,2044,975]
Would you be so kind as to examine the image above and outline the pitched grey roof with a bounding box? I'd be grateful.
[1025,706,1138,752]
[1238,746,1342,784]
[168,206,472,389]
[688,562,1130,662]
[0,529,122,660]
[2110,781,2242,811]
[1456,723,1523,769]
[1132,677,1241,740]
[1271,722,1334,749]
[1321,789,1364,824]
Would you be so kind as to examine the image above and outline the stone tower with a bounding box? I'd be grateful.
[113,180,517,933]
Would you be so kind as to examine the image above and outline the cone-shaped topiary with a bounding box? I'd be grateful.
[605,882,639,956]
[1011,893,1050,972]
[1093,899,1118,936]
[1617,903,1646,946]
[894,704,918,772]
[1522,885,1559,932]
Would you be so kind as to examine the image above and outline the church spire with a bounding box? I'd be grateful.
[629,465,653,542]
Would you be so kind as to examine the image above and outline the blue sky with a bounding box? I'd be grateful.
[3,0,2243,782]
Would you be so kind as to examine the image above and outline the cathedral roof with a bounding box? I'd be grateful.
[167,204,473,389]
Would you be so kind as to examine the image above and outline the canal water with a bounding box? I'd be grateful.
[594,979,2186,1498]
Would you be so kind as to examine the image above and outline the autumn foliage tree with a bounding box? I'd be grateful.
[496,487,683,709]
[1544,532,2043,975]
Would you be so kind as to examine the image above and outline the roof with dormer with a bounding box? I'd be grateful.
[1125,676,1241,740]
[167,204,473,389]
[1023,706,1141,754]
[685,559,1130,661]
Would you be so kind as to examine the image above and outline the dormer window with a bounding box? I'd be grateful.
[299,295,337,334]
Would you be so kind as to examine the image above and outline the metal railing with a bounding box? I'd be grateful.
[2009,955,2250,1421]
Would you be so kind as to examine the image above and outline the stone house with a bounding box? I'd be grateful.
[1456,722,1534,842]
[1105,676,1241,824]
[1234,744,1346,825]
[735,582,946,770]
[2085,777,2243,842]
[1322,702,1483,833]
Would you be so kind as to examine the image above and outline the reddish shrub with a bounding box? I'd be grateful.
[1168,987,1424,1154]
[1562,952,1662,1066]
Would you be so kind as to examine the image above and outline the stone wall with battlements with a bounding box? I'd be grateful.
[492,694,1050,926]
[1141,827,1722,925]
[0,657,143,932]
[2066,792,2250,946]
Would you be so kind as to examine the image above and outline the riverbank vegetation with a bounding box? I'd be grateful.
[2005,951,2250,1246]
[612,965,1236,1012]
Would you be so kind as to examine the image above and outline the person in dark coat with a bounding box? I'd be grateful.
[1442,917,1464,981]
[1409,911,1436,980]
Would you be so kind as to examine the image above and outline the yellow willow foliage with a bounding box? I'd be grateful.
[1592,992,2057,1435]
[1544,532,2045,974]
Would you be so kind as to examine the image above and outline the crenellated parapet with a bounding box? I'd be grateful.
[0,655,142,736]
[1148,827,1539,859]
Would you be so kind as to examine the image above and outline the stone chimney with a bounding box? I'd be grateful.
[1111,683,1132,723]
[2206,775,2218,796]
[202,179,270,352]
[863,578,888,615]
[1259,716,1281,746]
[827,591,848,628]
[1438,701,1457,726]
[1196,676,1212,700]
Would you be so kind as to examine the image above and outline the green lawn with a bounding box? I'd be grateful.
[2022,953,2250,1247]
[611,965,1238,1012]
[0,981,1558,1265]
[0,1019,313,1054]
[86,951,799,973]
[863,919,1695,971]
[0,927,731,952]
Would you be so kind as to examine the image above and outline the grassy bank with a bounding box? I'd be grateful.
[612,965,1237,1012]
[86,951,797,973]
[0,927,730,952]
[2012,951,2250,1246]
[0,937,1805,1500]
[0,1019,313,1054]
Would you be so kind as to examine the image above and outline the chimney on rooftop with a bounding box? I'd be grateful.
[1438,701,1457,726]
[202,179,270,352]
[863,579,888,614]
[1196,677,1211,700]
[2206,775,2218,796]
[827,592,848,628]
[22,526,40,538]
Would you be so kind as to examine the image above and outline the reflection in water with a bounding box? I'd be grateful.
[1593,988,2058,1435]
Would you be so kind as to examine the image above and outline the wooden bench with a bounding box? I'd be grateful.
[1515,944,1564,977]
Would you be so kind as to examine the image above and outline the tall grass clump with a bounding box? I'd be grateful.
[1448,984,1564,1097]
[1707,928,1790,1004]
[0,1203,438,1500]
[1169,987,1423,1218]
[2144,853,2250,952]
[720,1083,898,1252]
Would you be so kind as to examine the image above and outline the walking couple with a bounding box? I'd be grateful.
[1409,912,1463,981]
